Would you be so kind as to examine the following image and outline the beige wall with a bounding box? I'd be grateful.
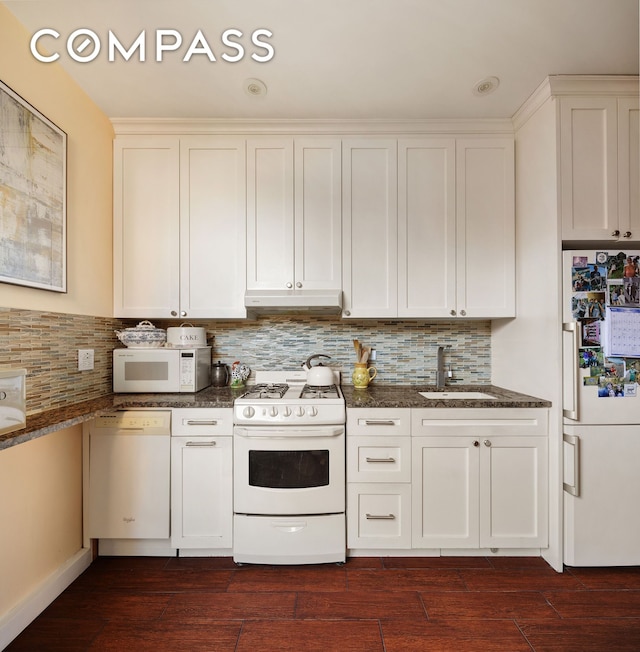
[0,426,83,617]
[0,4,114,318]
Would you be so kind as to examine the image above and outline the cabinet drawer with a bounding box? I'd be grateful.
[171,408,233,435]
[347,409,411,436]
[347,436,411,482]
[411,408,548,437]
[347,483,411,548]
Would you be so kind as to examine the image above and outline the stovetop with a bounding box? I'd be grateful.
[233,370,345,425]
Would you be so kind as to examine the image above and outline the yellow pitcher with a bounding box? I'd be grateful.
[352,363,377,389]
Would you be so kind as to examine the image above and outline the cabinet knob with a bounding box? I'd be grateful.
[483,439,492,447]
[460,310,466,317]
[623,231,632,239]
[473,440,480,447]
[171,310,178,317]
[181,311,187,317]
[450,309,456,316]
[344,310,351,316]
[296,282,302,288]
[286,282,293,289]
[611,230,621,237]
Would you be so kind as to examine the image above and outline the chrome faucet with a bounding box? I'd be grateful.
[436,345,451,388]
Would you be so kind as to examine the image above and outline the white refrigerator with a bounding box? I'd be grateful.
[562,249,640,566]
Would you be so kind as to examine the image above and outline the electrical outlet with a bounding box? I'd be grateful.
[78,349,94,371]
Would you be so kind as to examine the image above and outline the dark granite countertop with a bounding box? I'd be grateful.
[1,384,550,452]
[342,384,551,409]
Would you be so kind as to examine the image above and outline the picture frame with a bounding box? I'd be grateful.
[0,79,67,292]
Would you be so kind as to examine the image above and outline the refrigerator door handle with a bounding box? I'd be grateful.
[563,433,580,497]
[563,322,579,421]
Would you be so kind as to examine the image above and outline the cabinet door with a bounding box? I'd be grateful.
[180,137,246,318]
[618,98,639,242]
[347,483,411,549]
[246,138,294,290]
[342,139,398,317]
[171,436,233,549]
[294,138,342,290]
[114,136,180,317]
[398,139,456,317]
[560,97,619,241]
[479,436,548,548]
[456,139,515,318]
[411,437,479,548]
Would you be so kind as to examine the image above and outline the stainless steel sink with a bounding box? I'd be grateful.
[418,391,497,400]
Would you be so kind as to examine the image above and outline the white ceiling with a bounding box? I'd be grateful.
[4,0,639,120]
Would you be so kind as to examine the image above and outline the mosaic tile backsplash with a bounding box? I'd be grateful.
[1,308,491,416]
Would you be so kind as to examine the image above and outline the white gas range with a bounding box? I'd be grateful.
[232,370,346,565]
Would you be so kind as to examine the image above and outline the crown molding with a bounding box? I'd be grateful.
[512,74,639,132]
[110,117,515,136]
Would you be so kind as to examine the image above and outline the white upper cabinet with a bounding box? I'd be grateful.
[180,136,246,318]
[398,138,456,318]
[455,138,515,318]
[246,137,341,291]
[560,95,639,243]
[114,136,180,318]
[342,139,398,318]
[114,135,246,318]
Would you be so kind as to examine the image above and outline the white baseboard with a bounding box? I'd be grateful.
[0,547,92,651]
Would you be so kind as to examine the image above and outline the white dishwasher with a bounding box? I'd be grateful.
[88,410,172,555]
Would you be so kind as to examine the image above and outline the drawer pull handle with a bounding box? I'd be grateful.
[186,420,218,426]
[365,513,396,520]
[365,457,396,463]
[185,441,217,447]
[364,420,396,426]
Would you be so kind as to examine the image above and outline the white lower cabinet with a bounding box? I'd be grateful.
[411,409,548,551]
[346,407,549,554]
[171,409,233,551]
[346,409,411,549]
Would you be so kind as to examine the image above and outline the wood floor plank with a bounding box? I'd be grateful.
[87,621,241,652]
[347,568,466,592]
[381,619,533,651]
[383,556,492,569]
[164,591,297,620]
[543,589,640,618]
[42,589,171,621]
[227,566,347,592]
[295,590,427,620]
[107,568,233,592]
[420,590,560,620]
[459,568,585,592]
[5,617,104,651]
[518,618,640,651]
[566,567,640,590]
[236,620,384,652]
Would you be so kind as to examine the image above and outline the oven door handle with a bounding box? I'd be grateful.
[234,427,344,439]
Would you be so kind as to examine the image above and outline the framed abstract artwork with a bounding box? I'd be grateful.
[0,79,67,292]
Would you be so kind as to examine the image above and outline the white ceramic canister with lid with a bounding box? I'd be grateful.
[166,323,208,348]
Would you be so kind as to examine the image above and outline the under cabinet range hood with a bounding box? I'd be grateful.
[244,289,343,315]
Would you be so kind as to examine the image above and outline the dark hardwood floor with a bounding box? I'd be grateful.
[7,556,640,651]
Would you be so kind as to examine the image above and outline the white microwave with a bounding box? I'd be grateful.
[113,347,211,393]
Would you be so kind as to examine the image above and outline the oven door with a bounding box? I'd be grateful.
[233,425,345,516]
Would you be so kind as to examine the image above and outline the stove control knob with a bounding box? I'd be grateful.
[269,406,278,417]
[296,406,305,418]
[283,407,292,417]
[308,407,318,417]
[242,406,255,419]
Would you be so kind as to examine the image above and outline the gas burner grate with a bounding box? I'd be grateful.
[238,383,289,400]
[300,384,340,399]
